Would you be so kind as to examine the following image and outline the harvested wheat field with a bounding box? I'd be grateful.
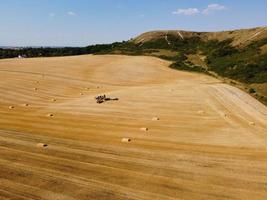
[0,55,267,200]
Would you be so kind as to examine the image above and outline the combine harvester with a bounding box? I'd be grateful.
[95,95,119,104]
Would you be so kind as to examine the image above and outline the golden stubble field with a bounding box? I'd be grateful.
[0,55,267,200]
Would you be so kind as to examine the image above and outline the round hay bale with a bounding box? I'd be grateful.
[36,143,48,148]
[23,103,29,107]
[152,117,159,121]
[80,93,84,96]
[33,87,38,91]
[51,98,56,102]
[198,110,205,114]
[140,127,148,132]
[249,122,255,126]
[85,87,90,90]
[121,138,131,143]
[46,113,54,117]
[36,81,39,84]
[8,106,14,109]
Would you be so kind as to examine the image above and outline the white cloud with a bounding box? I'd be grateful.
[173,3,227,16]
[202,4,227,15]
[49,13,55,18]
[172,8,199,16]
[67,11,76,16]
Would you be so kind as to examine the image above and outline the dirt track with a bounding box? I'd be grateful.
[0,55,267,200]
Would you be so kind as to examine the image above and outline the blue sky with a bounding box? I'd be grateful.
[0,0,267,46]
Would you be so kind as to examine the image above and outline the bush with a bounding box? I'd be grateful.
[170,62,206,73]
[249,88,256,93]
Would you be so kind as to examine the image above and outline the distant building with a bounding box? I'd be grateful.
[18,55,27,59]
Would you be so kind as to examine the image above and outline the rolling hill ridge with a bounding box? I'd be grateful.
[133,27,267,47]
